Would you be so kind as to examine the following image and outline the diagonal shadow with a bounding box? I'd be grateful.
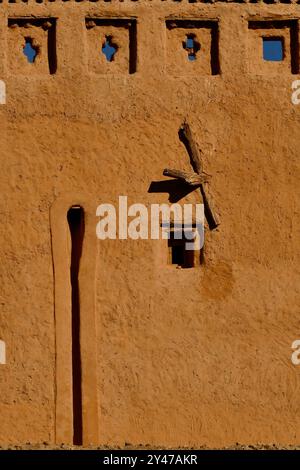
[148,179,198,203]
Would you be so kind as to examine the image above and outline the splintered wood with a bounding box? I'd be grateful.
[163,168,210,186]
[163,122,220,230]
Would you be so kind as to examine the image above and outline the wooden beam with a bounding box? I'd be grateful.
[200,185,220,230]
[179,121,220,230]
[179,122,203,175]
[163,168,210,186]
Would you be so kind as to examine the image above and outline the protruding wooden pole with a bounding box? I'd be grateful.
[179,122,220,230]
[179,122,203,175]
[163,168,210,186]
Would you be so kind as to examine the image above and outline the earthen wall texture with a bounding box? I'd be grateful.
[0,0,300,448]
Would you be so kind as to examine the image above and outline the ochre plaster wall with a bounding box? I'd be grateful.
[0,0,299,448]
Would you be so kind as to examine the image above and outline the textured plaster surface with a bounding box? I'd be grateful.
[0,1,299,449]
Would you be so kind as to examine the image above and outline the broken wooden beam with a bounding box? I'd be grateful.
[163,168,210,186]
[200,185,220,230]
[179,121,203,175]
[179,121,220,230]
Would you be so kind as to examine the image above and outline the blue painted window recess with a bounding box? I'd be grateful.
[183,34,201,62]
[23,38,38,63]
[263,37,284,62]
[102,36,118,62]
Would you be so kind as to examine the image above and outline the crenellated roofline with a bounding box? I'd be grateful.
[1,0,300,5]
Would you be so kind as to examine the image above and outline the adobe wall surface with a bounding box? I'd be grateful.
[0,0,299,448]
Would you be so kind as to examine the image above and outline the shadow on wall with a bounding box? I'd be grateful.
[148,179,196,203]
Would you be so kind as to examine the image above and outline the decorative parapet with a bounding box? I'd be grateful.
[1,0,300,5]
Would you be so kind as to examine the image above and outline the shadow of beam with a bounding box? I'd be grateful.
[148,179,198,203]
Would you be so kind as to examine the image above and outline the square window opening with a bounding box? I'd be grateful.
[248,20,299,74]
[263,37,284,61]
[167,230,203,269]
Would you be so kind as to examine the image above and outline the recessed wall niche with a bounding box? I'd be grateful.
[166,19,220,76]
[85,18,137,75]
[8,18,57,75]
[168,230,203,268]
[248,20,299,75]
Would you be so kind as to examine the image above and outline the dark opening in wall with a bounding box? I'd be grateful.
[67,206,85,446]
[168,229,203,268]
[171,241,185,266]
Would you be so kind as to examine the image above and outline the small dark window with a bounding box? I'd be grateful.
[168,231,197,269]
[67,205,85,446]
[263,37,284,61]
[170,241,185,266]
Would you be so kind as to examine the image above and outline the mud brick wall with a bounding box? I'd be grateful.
[0,0,299,448]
